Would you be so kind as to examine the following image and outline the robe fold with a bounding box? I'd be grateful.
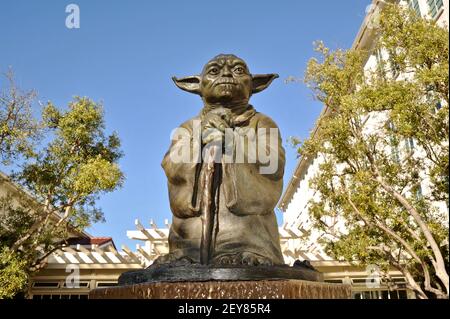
[162,105,285,265]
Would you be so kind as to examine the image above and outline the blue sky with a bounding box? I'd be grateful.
[0,0,371,248]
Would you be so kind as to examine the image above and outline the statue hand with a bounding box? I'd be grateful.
[201,111,231,145]
[201,112,230,133]
[202,129,224,145]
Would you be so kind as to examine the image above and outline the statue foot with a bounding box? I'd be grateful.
[213,252,273,267]
[151,254,195,267]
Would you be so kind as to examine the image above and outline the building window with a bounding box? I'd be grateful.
[405,137,415,153]
[445,175,449,210]
[62,281,90,288]
[96,282,118,288]
[31,294,88,300]
[427,0,444,18]
[32,282,60,288]
[387,121,400,163]
[375,49,387,77]
[391,277,407,284]
[398,290,408,299]
[415,184,423,200]
[375,48,382,64]
[352,278,369,284]
[426,91,443,113]
[352,289,408,299]
[324,279,343,284]
[408,0,422,16]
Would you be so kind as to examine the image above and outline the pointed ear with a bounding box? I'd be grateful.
[172,76,202,95]
[252,74,279,94]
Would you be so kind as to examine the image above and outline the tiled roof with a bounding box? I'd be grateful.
[67,236,115,248]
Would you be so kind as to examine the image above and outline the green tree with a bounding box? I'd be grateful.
[0,70,41,164]
[0,96,124,298]
[298,4,448,298]
[0,246,28,299]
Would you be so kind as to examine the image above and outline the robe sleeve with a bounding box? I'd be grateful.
[161,119,202,219]
[222,114,285,216]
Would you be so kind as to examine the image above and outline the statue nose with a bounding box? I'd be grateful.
[222,67,232,77]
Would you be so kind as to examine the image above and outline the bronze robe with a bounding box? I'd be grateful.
[162,105,285,265]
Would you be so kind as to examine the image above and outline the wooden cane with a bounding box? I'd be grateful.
[200,142,220,265]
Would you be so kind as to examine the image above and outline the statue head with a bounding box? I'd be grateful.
[172,54,278,108]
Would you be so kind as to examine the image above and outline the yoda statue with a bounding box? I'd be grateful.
[157,54,285,267]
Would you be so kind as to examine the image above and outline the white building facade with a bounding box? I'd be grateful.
[278,0,448,299]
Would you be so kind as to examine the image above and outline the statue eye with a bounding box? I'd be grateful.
[234,67,245,74]
[209,67,219,75]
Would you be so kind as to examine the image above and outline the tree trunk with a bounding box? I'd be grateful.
[374,175,449,294]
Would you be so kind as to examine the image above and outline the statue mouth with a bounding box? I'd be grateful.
[214,78,238,87]
[217,83,237,87]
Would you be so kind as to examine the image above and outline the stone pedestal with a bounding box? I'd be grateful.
[90,263,351,299]
[117,264,323,285]
[89,280,351,299]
